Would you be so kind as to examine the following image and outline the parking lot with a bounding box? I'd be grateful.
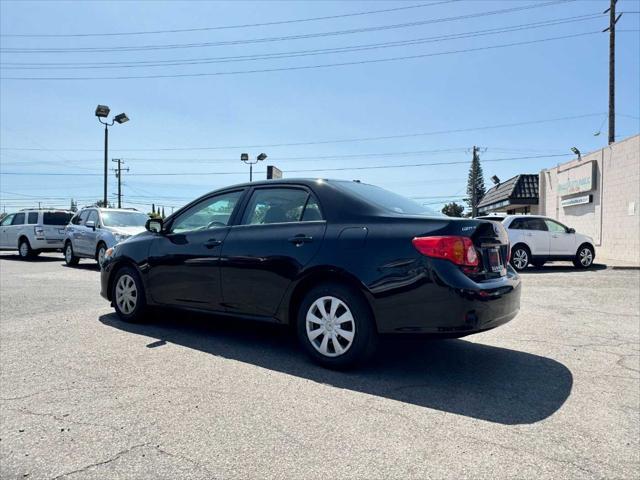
[0,253,638,479]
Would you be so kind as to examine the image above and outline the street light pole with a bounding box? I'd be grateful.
[240,152,268,182]
[95,105,129,207]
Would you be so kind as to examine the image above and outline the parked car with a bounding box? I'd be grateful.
[100,179,521,368]
[64,207,149,268]
[0,209,73,259]
[477,214,595,271]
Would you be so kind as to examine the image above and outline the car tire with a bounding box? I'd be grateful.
[64,242,79,266]
[18,238,34,259]
[510,245,530,271]
[296,282,378,369]
[96,242,107,268]
[112,266,147,323]
[573,244,594,269]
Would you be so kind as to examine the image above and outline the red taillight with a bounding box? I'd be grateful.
[412,236,479,267]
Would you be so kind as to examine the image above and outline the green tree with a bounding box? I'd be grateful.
[441,202,465,217]
[94,200,113,208]
[465,146,486,216]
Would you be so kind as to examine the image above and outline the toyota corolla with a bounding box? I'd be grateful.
[101,179,521,368]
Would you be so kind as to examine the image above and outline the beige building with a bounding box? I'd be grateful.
[539,134,640,266]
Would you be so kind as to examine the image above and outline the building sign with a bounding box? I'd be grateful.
[561,194,592,208]
[267,165,282,179]
[557,161,596,196]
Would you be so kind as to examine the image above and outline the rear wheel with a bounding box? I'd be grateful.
[18,238,34,259]
[296,282,377,369]
[64,242,79,266]
[573,244,594,269]
[510,245,530,271]
[112,266,147,323]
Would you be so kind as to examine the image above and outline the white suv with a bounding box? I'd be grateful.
[477,215,596,271]
[0,209,74,259]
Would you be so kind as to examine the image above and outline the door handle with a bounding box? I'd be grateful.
[204,239,222,249]
[288,235,313,246]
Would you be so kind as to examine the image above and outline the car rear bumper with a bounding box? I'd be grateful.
[31,238,65,250]
[369,259,521,335]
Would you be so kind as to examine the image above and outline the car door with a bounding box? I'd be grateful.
[544,219,576,256]
[82,210,100,255]
[147,189,245,310]
[523,218,550,257]
[0,214,16,248]
[220,186,326,317]
[73,210,92,255]
[6,212,26,248]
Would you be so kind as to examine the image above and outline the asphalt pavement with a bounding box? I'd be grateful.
[0,253,638,479]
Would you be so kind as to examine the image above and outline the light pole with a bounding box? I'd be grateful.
[241,152,267,182]
[95,105,129,206]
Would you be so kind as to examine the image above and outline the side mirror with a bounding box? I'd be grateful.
[146,218,163,233]
[85,220,96,231]
[567,228,575,234]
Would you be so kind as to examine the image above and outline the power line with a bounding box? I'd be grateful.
[0,31,605,80]
[0,153,572,176]
[1,14,601,70]
[0,2,453,38]
[0,112,606,152]
[0,1,574,54]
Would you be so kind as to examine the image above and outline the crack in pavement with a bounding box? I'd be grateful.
[8,407,121,432]
[49,442,152,480]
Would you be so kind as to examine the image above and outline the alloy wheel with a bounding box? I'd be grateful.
[65,245,73,263]
[580,248,593,267]
[19,242,28,258]
[97,247,106,268]
[305,296,356,358]
[115,274,137,315]
[512,249,528,270]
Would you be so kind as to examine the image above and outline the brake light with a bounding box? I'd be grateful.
[412,236,479,267]
[34,226,45,238]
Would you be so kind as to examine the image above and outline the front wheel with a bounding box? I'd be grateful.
[96,243,107,268]
[510,246,530,271]
[296,282,377,369]
[112,266,147,323]
[574,245,594,269]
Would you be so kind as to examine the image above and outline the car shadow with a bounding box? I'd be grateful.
[99,311,573,425]
[64,262,100,271]
[0,254,62,262]
[521,263,607,274]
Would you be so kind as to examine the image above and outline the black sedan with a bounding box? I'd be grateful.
[101,179,521,368]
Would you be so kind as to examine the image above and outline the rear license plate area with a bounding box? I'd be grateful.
[486,247,505,275]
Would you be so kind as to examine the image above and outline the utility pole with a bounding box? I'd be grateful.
[471,146,479,218]
[604,0,622,145]
[111,158,129,208]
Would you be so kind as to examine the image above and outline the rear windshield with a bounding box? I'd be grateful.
[101,211,149,227]
[43,212,73,225]
[335,181,442,216]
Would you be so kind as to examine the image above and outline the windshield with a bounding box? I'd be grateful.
[101,211,149,228]
[43,212,73,225]
[335,181,443,216]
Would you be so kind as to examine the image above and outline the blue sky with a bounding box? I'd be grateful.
[1,0,638,214]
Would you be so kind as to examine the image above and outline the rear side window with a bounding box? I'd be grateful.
[43,212,73,225]
[27,212,38,224]
[11,213,25,225]
[242,188,316,225]
[528,219,548,231]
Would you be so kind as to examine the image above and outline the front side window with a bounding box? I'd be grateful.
[242,188,318,225]
[43,212,73,225]
[0,214,15,226]
[545,219,567,233]
[172,191,243,234]
[78,210,90,225]
[27,212,38,224]
[12,213,25,225]
[101,211,149,227]
[85,211,99,225]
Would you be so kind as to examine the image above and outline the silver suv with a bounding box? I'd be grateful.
[0,209,74,259]
[64,208,149,267]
